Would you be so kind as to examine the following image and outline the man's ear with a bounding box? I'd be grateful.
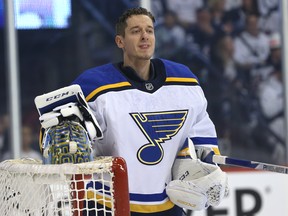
[115,35,124,48]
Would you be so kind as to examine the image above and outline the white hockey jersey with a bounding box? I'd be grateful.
[72,58,218,214]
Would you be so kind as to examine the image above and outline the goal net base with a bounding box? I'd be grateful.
[0,157,130,216]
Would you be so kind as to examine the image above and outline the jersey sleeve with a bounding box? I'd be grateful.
[188,88,218,150]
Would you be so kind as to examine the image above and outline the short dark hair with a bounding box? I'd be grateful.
[115,7,155,36]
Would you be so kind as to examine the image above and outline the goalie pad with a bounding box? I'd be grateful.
[35,84,103,141]
[166,179,208,210]
[166,138,228,210]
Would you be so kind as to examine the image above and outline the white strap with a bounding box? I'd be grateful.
[54,102,84,121]
[39,112,61,129]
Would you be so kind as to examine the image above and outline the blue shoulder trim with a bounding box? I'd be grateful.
[160,59,199,80]
[191,137,218,145]
[72,59,201,102]
[72,63,128,98]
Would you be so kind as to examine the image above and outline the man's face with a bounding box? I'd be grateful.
[116,15,155,63]
[246,15,259,36]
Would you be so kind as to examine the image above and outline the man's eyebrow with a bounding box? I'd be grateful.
[129,25,154,30]
[129,26,140,30]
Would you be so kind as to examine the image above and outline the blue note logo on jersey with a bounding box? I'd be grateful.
[130,110,188,165]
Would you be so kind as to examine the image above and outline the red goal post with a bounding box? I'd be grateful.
[0,156,130,216]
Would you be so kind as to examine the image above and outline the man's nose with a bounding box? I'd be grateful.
[141,31,149,40]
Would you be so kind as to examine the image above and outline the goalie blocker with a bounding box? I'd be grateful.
[166,138,229,211]
[35,84,103,164]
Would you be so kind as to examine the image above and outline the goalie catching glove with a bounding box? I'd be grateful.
[35,84,103,164]
[166,138,228,210]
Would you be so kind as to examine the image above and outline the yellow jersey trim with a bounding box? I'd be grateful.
[165,77,198,83]
[86,191,175,213]
[86,81,131,101]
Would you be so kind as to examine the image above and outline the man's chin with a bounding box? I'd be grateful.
[139,54,153,60]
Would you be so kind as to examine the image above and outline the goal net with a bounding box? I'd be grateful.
[0,157,130,216]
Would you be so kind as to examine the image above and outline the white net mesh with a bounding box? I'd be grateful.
[0,157,128,216]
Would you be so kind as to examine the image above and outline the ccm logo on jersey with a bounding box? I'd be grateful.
[46,91,74,101]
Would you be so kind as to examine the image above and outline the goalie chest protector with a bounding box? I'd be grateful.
[72,58,218,214]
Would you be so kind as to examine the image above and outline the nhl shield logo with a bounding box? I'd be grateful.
[145,83,154,91]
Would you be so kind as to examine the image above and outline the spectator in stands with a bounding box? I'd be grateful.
[231,14,271,151]
[186,7,215,55]
[151,0,168,24]
[225,0,260,34]
[251,31,282,82]
[208,34,239,151]
[258,0,280,34]
[2,124,42,161]
[155,10,186,60]
[257,63,285,164]
[207,0,227,32]
[266,32,282,70]
[233,14,270,82]
[248,30,284,164]
[210,34,238,85]
[166,0,204,30]
[206,0,241,38]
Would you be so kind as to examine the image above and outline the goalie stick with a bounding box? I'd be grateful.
[209,154,288,175]
[187,139,288,175]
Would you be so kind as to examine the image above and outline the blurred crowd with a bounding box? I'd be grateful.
[0,115,41,162]
[152,0,285,163]
[0,0,285,164]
